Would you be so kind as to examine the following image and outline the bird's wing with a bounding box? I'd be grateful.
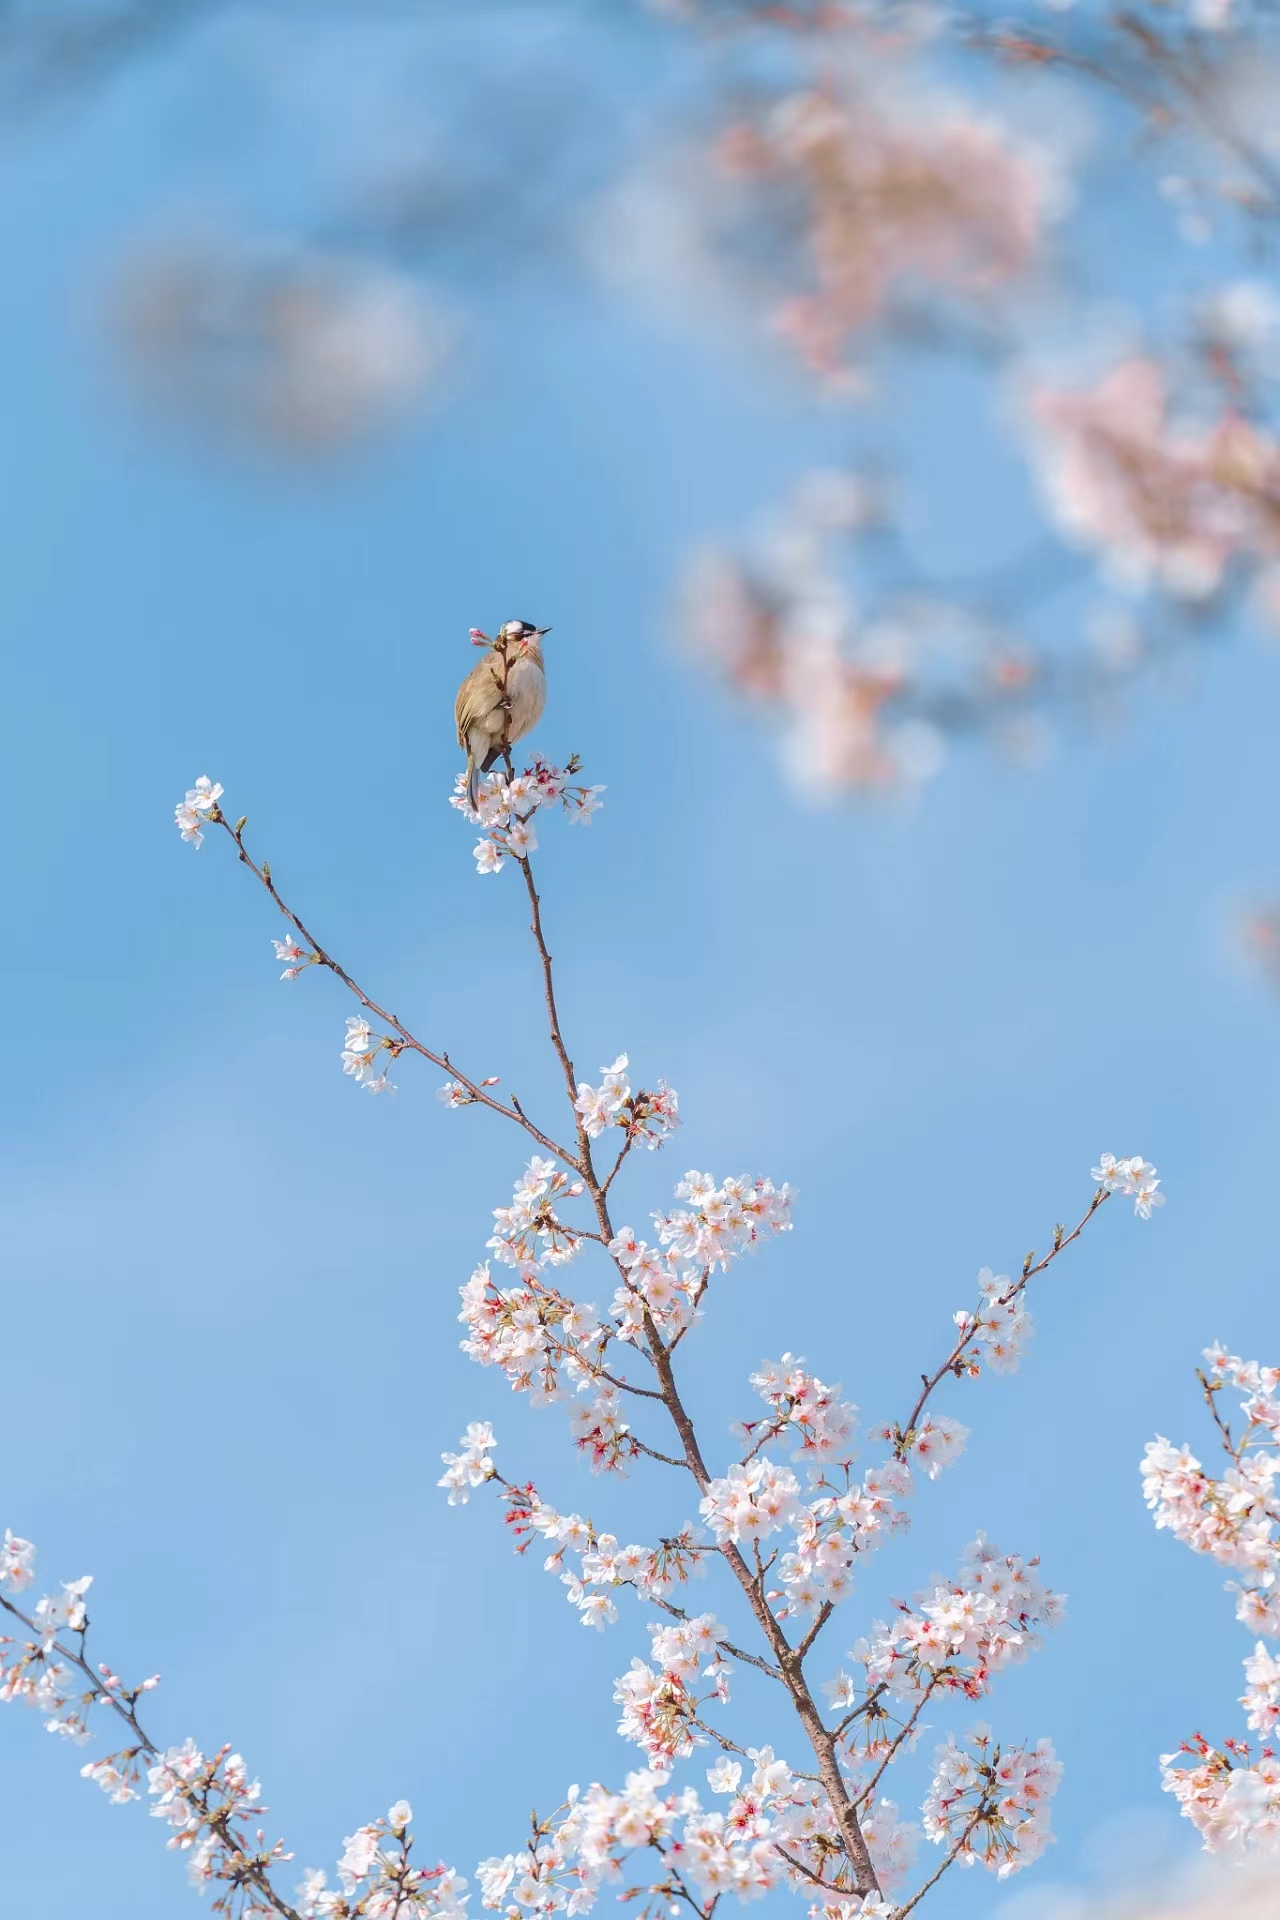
[455,653,500,749]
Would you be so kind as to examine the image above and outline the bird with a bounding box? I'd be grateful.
[455,619,550,810]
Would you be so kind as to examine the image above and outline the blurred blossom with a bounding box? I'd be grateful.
[1233,899,1280,993]
[114,238,447,453]
[1029,357,1280,598]
[678,467,1203,801]
[718,79,1061,379]
[594,47,1065,379]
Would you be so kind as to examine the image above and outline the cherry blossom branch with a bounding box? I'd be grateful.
[502,840,886,1901]
[892,1807,988,1920]
[0,1589,301,1920]
[892,1187,1111,1458]
[207,807,583,1171]
[1197,1366,1243,1465]
[854,1678,944,1808]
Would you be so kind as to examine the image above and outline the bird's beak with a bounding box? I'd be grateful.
[535,626,551,637]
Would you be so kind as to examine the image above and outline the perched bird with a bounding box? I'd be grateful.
[455,619,549,809]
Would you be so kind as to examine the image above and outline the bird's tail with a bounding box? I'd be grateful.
[467,752,481,813]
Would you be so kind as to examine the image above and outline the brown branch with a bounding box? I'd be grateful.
[208,809,583,1173]
[895,1186,1110,1453]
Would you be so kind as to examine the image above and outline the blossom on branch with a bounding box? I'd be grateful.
[173,776,223,849]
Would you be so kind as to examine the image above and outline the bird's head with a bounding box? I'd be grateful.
[500,619,550,652]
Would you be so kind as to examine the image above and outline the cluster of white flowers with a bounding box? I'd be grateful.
[902,1412,971,1481]
[1148,1346,1280,1854]
[450,757,605,875]
[457,1260,605,1406]
[952,1268,1033,1376]
[339,1015,397,1095]
[299,1803,470,1920]
[741,1354,859,1482]
[2,1533,464,1913]
[922,1729,1062,1877]
[173,776,223,849]
[574,1054,680,1150]
[614,1657,712,1768]
[774,1460,915,1619]
[699,1458,802,1547]
[1160,1741,1280,1852]
[490,1157,587,1275]
[1092,1152,1165,1218]
[613,1613,736,1766]
[1143,1348,1280,1622]
[654,1170,795,1271]
[476,1762,786,1916]
[525,1501,704,1630]
[452,1163,795,1469]
[437,1422,498,1506]
[0,1536,108,1742]
[272,931,310,980]
[848,1537,1063,1703]
[476,1750,921,1917]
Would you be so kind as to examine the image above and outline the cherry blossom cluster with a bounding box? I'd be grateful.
[454,1260,636,1467]
[174,775,224,848]
[476,1750,926,1917]
[1091,1153,1165,1219]
[839,1537,1063,1710]
[490,1157,588,1275]
[523,1496,705,1630]
[476,1754,797,1917]
[340,1015,397,1095]
[1,1530,465,1918]
[951,1268,1033,1377]
[738,1354,859,1482]
[299,1803,470,1920]
[453,1163,794,1445]
[438,1421,498,1506]
[1159,1737,1280,1853]
[653,1170,795,1271]
[574,1054,681,1152]
[615,1613,732,1766]
[449,757,605,875]
[699,1458,802,1547]
[1146,1347,1280,1852]
[921,1729,1062,1878]
[771,1459,915,1618]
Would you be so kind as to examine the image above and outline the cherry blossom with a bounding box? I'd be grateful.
[450,757,606,877]
[437,1422,498,1506]
[952,1268,1033,1377]
[699,1459,803,1546]
[1147,1346,1280,1853]
[574,1057,681,1151]
[1092,1152,1166,1218]
[851,1538,1063,1707]
[922,1728,1062,1876]
[173,776,224,849]
[0,1531,35,1594]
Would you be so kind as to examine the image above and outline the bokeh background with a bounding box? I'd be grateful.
[2,4,1279,1918]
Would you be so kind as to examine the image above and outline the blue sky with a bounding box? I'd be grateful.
[1,7,1278,1918]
